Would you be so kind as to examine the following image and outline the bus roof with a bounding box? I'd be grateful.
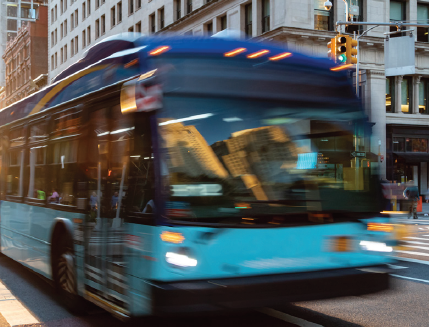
[0,34,352,128]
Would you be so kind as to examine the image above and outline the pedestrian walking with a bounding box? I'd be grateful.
[403,183,420,219]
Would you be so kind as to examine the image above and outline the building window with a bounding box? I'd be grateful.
[71,39,74,56]
[71,13,74,29]
[159,7,164,29]
[187,0,192,14]
[386,77,395,113]
[129,0,134,15]
[135,21,141,32]
[111,6,116,27]
[51,8,54,24]
[55,28,58,44]
[82,2,86,20]
[75,9,78,27]
[418,4,429,42]
[220,15,227,31]
[393,137,405,152]
[261,0,270,33]
[64,19,68,36]
[137,0,141,10]
[75,36,78,54]
[55,5,58,21]
[149,13,155,33]
[101,14,105,34]
[55,52,58,68]
[419,79,429,114]
[60,0,63,14]
[51,55,54,70]
[404,138,428,153]
[390,1,405,36]
[87,26,91,44]
[314,0,333,31]
[117,1,122,23]
[82,30,86,48]
[96,19,100,38]
[346,0,364,34]
[401,77,412,113]
[61,47,64,64]
[205,21,213,35]
[64,0,67,11]
[64,44,68,61]
[245,3,252,37]
[51,31,54,47]
[96,0,100,9]
[174,0,181,21]
[128,26,134,32]
[60,23,63,39]
[8,19,17,30]
[88,0,91,16]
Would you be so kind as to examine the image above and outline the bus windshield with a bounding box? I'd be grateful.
[158,96,381,225]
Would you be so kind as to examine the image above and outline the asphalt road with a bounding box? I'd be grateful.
[2,220,429,327]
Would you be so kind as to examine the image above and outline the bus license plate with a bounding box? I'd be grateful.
[330,236,351,252]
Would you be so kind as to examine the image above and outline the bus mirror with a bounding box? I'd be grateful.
[120,78,163,115]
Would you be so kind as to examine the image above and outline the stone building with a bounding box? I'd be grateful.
[0,0,47,88]
[3,5,48,107]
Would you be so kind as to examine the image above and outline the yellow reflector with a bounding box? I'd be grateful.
[330,64,354,71]
[124,58,139,68]
[149,46,171,56]
[247,49,270,59]
[160,231,185,244]
[224,48,247,57]
[367,223,394,233]
[269,52,292,61]
[235,202,251,209]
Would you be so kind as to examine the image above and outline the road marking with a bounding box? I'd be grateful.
[396,257,429,265]
[402,241,429,245]
[392,274,429,284]
[405,245,429,251]
[388,264,408,269]
[0,280,39,326]
[396,250,429,257]
[404,237,429,241]
[258,307,323,327]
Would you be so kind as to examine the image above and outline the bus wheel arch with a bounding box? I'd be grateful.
[50,218,83,313]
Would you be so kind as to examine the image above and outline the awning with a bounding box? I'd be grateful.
[393,152,429,163]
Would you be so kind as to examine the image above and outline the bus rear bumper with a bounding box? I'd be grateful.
[151,265,390,314]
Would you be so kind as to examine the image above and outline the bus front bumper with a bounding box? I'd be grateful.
[151,265,390,314]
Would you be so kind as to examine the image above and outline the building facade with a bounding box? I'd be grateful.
[3,5,48,106]
[0,0,47,88]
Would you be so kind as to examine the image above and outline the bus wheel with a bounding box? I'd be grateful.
[54,238,85,314]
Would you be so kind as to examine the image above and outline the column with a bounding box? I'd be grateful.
[413,75,422,114]
[395,75,403,113]
[252,0,258,37]
[367,70,387,178]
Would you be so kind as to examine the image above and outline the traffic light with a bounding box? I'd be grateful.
[346,36,358,64]
[327,37,336,61]
[336,35,347,64]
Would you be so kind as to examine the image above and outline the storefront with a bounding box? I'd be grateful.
[386,125,429,195]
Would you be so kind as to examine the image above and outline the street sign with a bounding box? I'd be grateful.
[351,151,366,158]
[385,35,415,76]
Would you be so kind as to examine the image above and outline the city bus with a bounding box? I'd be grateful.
[0,33,394,318]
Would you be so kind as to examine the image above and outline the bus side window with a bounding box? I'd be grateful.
[7,127,25,197]
[27,122,48,200]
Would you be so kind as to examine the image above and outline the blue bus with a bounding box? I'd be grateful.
[0,34,394,317]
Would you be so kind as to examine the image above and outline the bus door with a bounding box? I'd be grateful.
[84,103,155,312]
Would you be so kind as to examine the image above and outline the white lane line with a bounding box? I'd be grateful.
[404,237,429,241]
[402,241,429,245]
[405,245,429,251]
[396,257,429,265]
[392,274,429,284]
[396,250,429,257]
[258,307,323,327]
[388,264,408,269]
[0,280,39,326]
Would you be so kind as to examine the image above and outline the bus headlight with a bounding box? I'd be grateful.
[359,240,392,253]
[166,252,198,267]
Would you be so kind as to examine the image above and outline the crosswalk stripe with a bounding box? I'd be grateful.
[0,280,39,326]
[403,241,429,245]
[396,250,429,257]
[404,237,429,241]
[406,245,429,251]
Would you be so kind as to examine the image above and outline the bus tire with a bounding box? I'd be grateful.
[53,236,85,314]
